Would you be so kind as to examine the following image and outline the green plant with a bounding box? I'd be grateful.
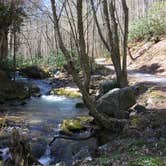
[129,2,166,41]
[55,52,67,69]
[129,156,164,166]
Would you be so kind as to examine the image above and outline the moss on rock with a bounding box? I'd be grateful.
[50,88,82,98]
[60,116,94,134]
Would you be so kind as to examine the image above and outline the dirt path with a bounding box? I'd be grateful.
[95,58,166,87]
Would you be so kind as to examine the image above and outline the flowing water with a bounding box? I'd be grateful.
[1,75,90,165]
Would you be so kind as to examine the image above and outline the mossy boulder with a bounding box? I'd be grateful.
[0,81,30,103]
[97,87,136,119]
[21,65,49,79]
[60,116,94,134]
[50,88,82,98]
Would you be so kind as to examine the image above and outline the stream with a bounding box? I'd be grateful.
[2,64,166,165]
[0,75,92,165]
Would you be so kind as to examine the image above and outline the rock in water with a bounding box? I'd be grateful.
[21,65,49,79]
[96,87,136,119]
[75,102,85,108]
[0,81,30,103]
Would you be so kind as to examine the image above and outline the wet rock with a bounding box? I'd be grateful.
[75,102,85,108]
[51,137,97,166]
[97,87,136,119]
[21,65,49,79]
[30,140,47,158]
[30,83,41,97]
[0,81,30,103]
[73,146,92,163]
[20,101,27,105]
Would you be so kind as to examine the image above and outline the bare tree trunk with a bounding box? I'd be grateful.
[107,0,124,87]
[121,0,129,87]
[91,0,128,88]
[77,0,91,93]
[0,29,8,63]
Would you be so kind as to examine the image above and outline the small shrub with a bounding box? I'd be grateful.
[48,51,67,69]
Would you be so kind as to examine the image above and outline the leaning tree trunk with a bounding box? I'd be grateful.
[0,29,8,63]
[50,0,128,131]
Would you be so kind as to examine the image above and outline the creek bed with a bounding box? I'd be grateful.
[0,79,95,165]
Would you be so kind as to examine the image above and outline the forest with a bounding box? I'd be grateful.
[0,0,166,165]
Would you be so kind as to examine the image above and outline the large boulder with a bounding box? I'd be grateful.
[0,81,30,103]
[21,66,49,79]
[96,87,136,119]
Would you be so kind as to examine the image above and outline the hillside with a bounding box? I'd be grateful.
[128,36,166,76]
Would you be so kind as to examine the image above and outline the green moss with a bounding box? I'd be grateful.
[50,88,82,98]
[61,116,93,134]
[61,119,85,134]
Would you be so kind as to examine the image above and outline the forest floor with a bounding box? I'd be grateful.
[74,37,166,166]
